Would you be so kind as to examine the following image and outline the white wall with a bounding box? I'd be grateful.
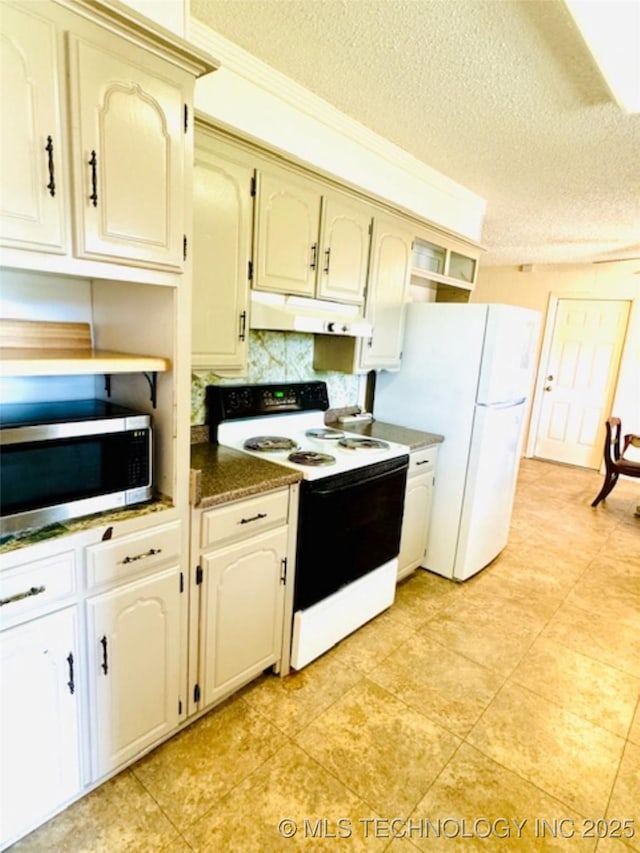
[188,20,486,242]
[472,261,640,455]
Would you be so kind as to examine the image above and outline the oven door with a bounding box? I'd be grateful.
[294,454,409,611]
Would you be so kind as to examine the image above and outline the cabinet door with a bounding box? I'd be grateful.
[254,168,320,296]
[398,473,434,580]
[360,217,413,371]
[87,565,182,779]
[0,607,81,848]
[200,527,287,707]
[192,140,252,372]
[0,1,66,253]
[68,32,189,269]
[317,194,371,304]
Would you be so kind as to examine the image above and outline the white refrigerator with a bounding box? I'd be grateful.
[374,303,540,581]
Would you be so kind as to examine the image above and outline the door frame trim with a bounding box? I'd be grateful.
[525,292,632,463]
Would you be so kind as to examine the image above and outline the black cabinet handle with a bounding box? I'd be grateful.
[119,547,161,565]
[239,310,247,342]
[100,635,108,675]
[0,585,46,607]
[323,247,331,274]
[45,135,56,197]
[89,150,98,207]
[67,652,75,695]
[239,512,267,525]
[310,243,318,270]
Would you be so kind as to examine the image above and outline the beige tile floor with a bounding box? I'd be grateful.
[10,460,640,852]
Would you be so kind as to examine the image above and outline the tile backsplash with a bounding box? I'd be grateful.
[191,331,361,424]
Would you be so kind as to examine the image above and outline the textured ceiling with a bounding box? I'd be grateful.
[191,0,640,266]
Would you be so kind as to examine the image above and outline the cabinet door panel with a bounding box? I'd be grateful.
[317,196,371,304]
[87,565,181,778]
[192,144,251,371]
[68,34,188,269]
[398,473,433,579]
[0,607,81,848]
[201,528,287,706]
[360,218,412,371]
[254,170,320,296]
[0,1,66,253]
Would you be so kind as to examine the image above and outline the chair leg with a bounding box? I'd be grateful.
[591,472,619,507]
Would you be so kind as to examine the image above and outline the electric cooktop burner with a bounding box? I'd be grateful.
[288,451,336,466]
[243,436,299,452]
[338,437,390,451]
[305,428,345,441]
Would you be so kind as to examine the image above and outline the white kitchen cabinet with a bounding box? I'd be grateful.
[85,520,184,779]
[254,164,371,304]
[0,0,67,254]
[192,129,252,373]
[0,0,215,275]
[67,29,191,270]
[0,607,81,849]
[313,213,413,373]
[191,488,295,712]
[398,446,438,580]
[86,564,183,779]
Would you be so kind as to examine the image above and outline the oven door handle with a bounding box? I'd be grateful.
[310,462,407,496]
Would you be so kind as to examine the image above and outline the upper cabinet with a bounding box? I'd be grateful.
[67,31,191,269]
[254,164,371,305]
[314,213,413,373]
[410,233,480,303]
[0,0,217,275]
[192,129,252,374]
[0,2,67,254]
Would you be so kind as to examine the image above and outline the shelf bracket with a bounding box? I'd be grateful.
[143,371,158,408]
[103,372,158,408]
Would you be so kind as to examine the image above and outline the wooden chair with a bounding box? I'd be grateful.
[591,417,640,507]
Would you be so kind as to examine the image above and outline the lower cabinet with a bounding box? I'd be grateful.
[0,607,82,847]
[398,447,438,580]
[86,563,183,779]
[200,527,288,706]
[191,487,296,713]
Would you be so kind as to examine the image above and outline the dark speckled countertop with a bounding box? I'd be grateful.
[190,442,302,509]
[325,418,444,450]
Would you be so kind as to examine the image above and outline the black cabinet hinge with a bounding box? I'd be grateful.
[183,235,188,261]
[179,572,184,593]
[195,565,203,585]
[194,683,201,703]
[247,259,253,281]
[184,104,188,133]
[250,174,256,196]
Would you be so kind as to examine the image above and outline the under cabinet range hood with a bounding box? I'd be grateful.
[249,291,372,337]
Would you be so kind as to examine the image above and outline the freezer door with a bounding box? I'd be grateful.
[453,401,525,581]
[476,305,540,404]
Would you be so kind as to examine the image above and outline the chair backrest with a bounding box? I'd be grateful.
[603,417,622,472]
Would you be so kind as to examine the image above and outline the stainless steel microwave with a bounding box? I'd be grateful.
[0,399,152,536]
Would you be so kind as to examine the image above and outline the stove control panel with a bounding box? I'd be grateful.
[207,381,330,436]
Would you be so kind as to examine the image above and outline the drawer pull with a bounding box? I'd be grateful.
[120,547,162,565]
[100,636,108,675]
[0,585,46,608]
[239,512,267,525]
[416,459,431,466]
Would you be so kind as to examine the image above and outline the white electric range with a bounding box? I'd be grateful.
[207,382,410,669]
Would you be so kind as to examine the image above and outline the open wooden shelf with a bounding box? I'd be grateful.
[0,319,171,376]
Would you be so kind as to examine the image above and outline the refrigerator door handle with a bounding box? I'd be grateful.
[477,398,526,409]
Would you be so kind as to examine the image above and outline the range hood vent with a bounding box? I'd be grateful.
[249,291,372,337]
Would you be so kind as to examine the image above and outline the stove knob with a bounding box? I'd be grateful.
[326,322,336,333]
[342,324,349,333]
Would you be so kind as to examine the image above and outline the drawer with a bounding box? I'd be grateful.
[201,489,289,550]
[408,445,438,476]
[86,520,181,589]
[0,551,76,629]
